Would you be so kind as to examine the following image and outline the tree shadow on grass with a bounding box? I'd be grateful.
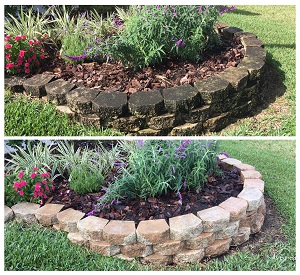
[232,8,261,16]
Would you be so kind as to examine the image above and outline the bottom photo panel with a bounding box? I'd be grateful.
[4,139,296,272]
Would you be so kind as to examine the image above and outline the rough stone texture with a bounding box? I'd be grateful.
[128,90,165,116]
[173,249,205,264]
[56,208,85,233]
[239,210,258,229]
[4,206,14,222]
[67,232,88,246]
[240,170,262,181]
[153,240,184,255]
[222,26,243,39]
[35,203,64,226]
[215,221,239,239]
[148,113,179,130]
[89,240,120,256]
[113,254,135,262]
[136,219,170,245]
[23,74,55,97]
[234,163,255,173]
[232,227,251,246]
[108,116,146,132]
[185,105,211,124]
[121,243,153,258]
[137,128,163,136]
[185,232,215,250]
[238,188,263,212]
[169,122,202,136]
[220,158,242,171]
[197,206,230,232]
[77,114,101,128]
[251,212,265,234]
[11,202,40,224]
[203,112,231,133]
[205,238,232,257]
[103,220,136,245]
[142,254,173,265]
[245,46,267,61]
[53,224,60,231]
[56,105,75,117]
[216,67,249,90]
[258,197,266,216]
[243,179,265,193]
[45,78,75,105]
[241,37,264,48]
[77,216,109,241]
[238,57,265,81]
[219,197,248,222]
[4,76,25,92]
[169,213,203,240]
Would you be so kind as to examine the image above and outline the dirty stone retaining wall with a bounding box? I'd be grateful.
[4,24,266,135]
[4,155,266,265]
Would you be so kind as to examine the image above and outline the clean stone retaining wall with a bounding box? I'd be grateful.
[4,23,266,135]
[4,155,266,265]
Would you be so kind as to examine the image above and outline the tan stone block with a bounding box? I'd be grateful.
[238,188,263,211]
[169,213,203,240]
[244,179,264,193]
[67,232,88,246]
[4,206,14,223]
[240,170,262,181]
[142,254,173,265]
[77,216,109,241]
[89,240,120,256]
[121,243,153,258]
[258,197,266,216]
[113,254,135,262]
[239,210,257,228]
[185,232,215,250]
[11,202,40,224]
[173,249,205,264]
[234,163,255,173]
[103,220,136,245]
[251,212,265,234]
[137,219,169,245]
[53,224,60,231]
[56,208,85,232]
[153,240,183,255]
[220,158,242,170]
[232,227,251,245]
[219,197,248,221]
[215,221,239,239]
[35,203,64,226]
[197,206,230,232]
[205,239,232,256]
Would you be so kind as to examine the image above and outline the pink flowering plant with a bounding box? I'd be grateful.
[4,34,45,75]
[4,167,55,206]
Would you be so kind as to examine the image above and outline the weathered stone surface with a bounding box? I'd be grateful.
[141,254,173,265]
[238,57,266,81]
[56,208,85,232]
[194,76,231,104]
[89,240,120,256]
[103,220,136,245]
[77,216,109,241]
[11,202,40,224]
[129,90,165,116]
[215,221,239,239]
[222,26,243,39]
[216,67,249,90]
[53,224,60,231]
[67,232,88,246]
[137,128,163,136]
[77,113,101,128]
[230,100,253,119]
[35,203,64,226]
[197,206,230,232]
[169,122,202,136]
[205,238,232,256]
[169,213,203,240]
[56,105,75,117]
[241,37,264,48]
[258,197,266,216]
[148,113,179,130]
[108,116,146,132]
[234,31,257,39]
[153,240,184,255]
[217,154,228,160]
[203,112,231,133]
[234,163,256,173]
[45,78,75,105]
[239,210,258,228]
[4,206,14,222]
[219,197,248,222]
[185,105,211,124]
[137,219,169,245]
[251,212,265,234]
[173,249,205,264]
[232,227,251,246]
[4,76,25,92]
[240,170,262,181]
[113,254,135,262]
[243,179,265,193]
[185,232,215,250]
[23,74,55,97]
[162,84,200,113]
[66,87,99,114]
[92,92,128,118]
[245,46,267,61]
[238,188,263,212]
[121,243,153,257]
[220,158,242,171]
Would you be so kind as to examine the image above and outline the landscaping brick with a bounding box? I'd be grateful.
[142,254,173,265]
[216,67,249,90]
[197,206,230,232]
[77,113,101,128]
[238,188,263,211]
[245,46,267,61]
[89,240,120,256]
[136,219,170,245]
[185,105,211,124]
[169,213,203,240]
[233,163,255,173]
[103,220,136,245]
[113,254,135,262]
[4,206,14,222]
[258,198,266,216]
[77,216,109,241]
[222,26,243,39]
[205,238,232,256]
[232,227,251,246]
[169,122,202,136]
[203,112,231,133]
[23,74,55,97]
[56,208,85,233]
[240,170,262,181]
[35,203,64,226]
[67,232,88,246]
[251,212,265,234]
[137,128,163,136]
[219,197,248,221]
[121,243,153,258]
[4,76,25,92]
[239,210,258,228]
[238,57,266,81]
[153,240,184,255]
[243,179,265,193]
[11,202,40,224]
[185,232,215,250]
[173,249,205,264]
[148,113,179,130]
[45,78,75,105]
[56,105,75,117]
[241,37,264,48]
[215,221,239,239]
[220,158,242,171]
[108,116,146,132]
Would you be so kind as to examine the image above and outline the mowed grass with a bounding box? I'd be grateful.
[218,5,296,136]
[4,140,296,271]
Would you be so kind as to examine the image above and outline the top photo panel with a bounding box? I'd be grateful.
[4,5,296,137]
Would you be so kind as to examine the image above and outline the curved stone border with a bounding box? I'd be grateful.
[4,155,266,265]
[4,23,266,135]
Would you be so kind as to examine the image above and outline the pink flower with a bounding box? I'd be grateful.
[44,194,47,199]
[21,35,27,40]
[4,173,6,177]
[5,43,12,49]
[25,62,30,67]
[17,59,23,65]
[28,40,34,45]
[15,35,22,42]
[13,182,22,189]
[18,190,24,196]
[19,50,25,57]
[30,172,37,179]
[20,180,27,187]
[33,167,38,171]
[42,179,47,185]
[35,61,40,66]
[28,58,32,62]
[40,54,45,59]
[25,69,30,74]
[52,186,55,190]
[6,53,11,59]
[5,35,10,41]
[41,172,50,178]
[6,63,14,69]
[32,54,37,60]
[18,171,24,179]
[30,47,34,52]
[45,184,49,190]
[34,183,41,192]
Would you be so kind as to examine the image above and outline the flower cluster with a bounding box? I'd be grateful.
[4,35,45,75]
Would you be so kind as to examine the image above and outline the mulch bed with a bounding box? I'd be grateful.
[41,35,245,96]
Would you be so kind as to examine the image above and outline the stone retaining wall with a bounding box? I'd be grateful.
[4,155,266,265]
[4,24,267,135]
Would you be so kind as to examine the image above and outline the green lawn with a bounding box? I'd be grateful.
[4,140,296,271]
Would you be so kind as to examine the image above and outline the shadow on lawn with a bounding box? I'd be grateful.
[232,9,261,16]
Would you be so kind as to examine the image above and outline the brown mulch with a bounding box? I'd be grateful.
[42,36,245,96]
